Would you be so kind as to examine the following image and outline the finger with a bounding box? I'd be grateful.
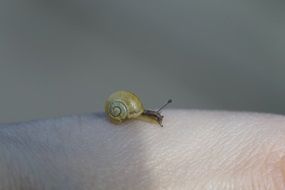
[0,110,285,189]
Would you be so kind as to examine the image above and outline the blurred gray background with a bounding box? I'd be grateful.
[0,0,284,123]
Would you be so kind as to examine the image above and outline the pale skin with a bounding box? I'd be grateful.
[0,109,285,190]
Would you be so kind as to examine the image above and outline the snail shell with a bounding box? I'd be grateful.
[105,90,144,123]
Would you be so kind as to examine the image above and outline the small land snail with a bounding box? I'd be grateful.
[105,90,172,127]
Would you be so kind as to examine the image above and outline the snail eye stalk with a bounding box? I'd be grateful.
[157,99,172,112]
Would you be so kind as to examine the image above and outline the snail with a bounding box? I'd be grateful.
[105,90,172,127]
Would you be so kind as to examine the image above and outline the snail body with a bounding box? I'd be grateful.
[105,90,172,126]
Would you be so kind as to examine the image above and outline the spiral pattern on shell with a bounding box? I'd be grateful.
[108,100,128,120]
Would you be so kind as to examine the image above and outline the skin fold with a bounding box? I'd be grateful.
[0,109,285,190]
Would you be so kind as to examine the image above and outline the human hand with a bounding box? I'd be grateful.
[0,110,284,189]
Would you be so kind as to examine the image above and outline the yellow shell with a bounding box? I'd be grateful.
[105,90,144,123]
